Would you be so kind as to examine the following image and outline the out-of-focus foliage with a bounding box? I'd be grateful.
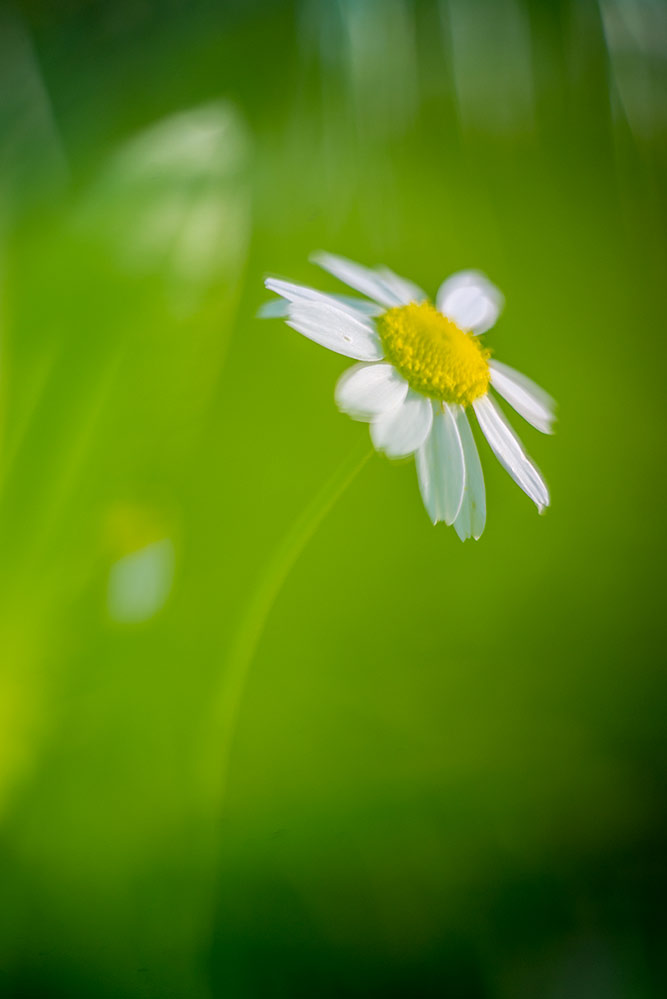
[0,1,665,996]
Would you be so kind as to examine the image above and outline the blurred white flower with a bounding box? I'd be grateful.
[107,539,174,623]
[262,253,556,540]
[77,100,250,316]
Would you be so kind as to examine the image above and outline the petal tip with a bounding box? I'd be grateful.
[309,250,329,268]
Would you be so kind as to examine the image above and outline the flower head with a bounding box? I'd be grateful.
[261,253,555,540]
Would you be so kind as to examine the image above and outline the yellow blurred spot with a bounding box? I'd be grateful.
[105,503,170,556]
[105,504,176,623]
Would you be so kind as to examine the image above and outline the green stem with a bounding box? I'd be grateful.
[202,444,372,803]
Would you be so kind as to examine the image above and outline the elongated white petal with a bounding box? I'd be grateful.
[416,403,465,525]
[452,408,486,541]
[436,270,503,334]
[258,297,293,318]
[265,276,335,305]
[332,295,384,316]
[286,301,383,361]
[335,363,408,422]
[489,360,556,434]
[473,395,549,511]
[370,390,433,459]
[261,278,382,319]
[311,251,412,308]
[375,266,428,305]
[265,277,362,314]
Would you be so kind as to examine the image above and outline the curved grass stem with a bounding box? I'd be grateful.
[202,444,372,804]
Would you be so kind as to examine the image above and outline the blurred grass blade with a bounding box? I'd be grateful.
[199,445,372,803]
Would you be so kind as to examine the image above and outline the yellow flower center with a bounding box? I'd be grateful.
[376,301,491,406]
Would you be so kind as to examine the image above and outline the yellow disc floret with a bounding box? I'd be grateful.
[377,301,491,406]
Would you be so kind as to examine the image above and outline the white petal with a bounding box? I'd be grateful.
[370,390,433,459]
[265,277,362,314]
[286,301,383,361]
[416,403,465,525]
[332,295,384,316]
[375,266,428,305]
[261,278,382,319]
[489,360,556,434]
[436,270,504,334]
[452,408,486,541]
[335,363,408,422]
[257,297,292,318]
[473,394,549,511]
[311,251,413,308]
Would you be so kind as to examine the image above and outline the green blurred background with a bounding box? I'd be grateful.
[0,0,665,996]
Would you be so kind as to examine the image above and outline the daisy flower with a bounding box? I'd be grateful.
[261,253,555,540]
